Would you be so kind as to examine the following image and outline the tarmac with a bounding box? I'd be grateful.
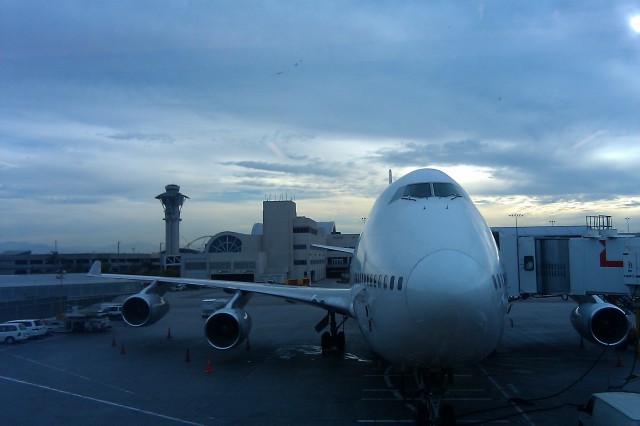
[0,279,638,425]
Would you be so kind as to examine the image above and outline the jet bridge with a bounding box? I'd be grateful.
[493,216,640,299]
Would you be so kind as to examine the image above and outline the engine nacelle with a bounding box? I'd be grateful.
[570,299,629,346]
[204,308,252,350]
[121,293,170,327]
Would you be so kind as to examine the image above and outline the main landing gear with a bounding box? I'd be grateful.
[410,368,456,426]
[316,311,346,353]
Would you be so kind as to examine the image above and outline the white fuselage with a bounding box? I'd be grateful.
[350,169,507,368]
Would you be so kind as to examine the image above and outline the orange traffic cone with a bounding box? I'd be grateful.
[204,359,213,373]
[185,348,191,363]
[111,334,117,347]
[120,343,126,355]
[616,351,624,367]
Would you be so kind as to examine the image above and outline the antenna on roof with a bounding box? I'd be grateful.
[389,169,393,185]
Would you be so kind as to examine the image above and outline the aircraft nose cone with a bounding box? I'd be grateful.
[406,250,488,330]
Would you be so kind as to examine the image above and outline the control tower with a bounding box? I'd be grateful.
[156,184,189,264]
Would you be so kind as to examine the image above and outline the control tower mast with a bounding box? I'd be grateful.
[156,184,189,267]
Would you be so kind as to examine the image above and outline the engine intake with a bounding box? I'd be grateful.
[122,293,170,327]
[570,299,629,346]
[204,308,252,350]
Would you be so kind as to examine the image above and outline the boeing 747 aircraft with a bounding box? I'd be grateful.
[88,168,629,425]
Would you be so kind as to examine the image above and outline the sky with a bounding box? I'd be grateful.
[2,1,640,253]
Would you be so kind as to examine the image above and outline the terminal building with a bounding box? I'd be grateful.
[180,199,358,283]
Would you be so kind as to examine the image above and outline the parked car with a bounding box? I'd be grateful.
[7,319,47,338]
[0,323,29,344]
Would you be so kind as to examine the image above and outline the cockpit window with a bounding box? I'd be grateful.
[390,183,431,202]
[403,183,432,199]
[390,181,467,203]
[433,182,462,198]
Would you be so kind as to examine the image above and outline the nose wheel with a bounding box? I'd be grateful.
[411,368,456,426]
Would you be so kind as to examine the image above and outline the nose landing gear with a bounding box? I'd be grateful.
[412,368,457,426]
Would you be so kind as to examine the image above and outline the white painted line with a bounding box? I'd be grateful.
[478,365,535,426]
[0,375,205,426]
[7,352,135,394]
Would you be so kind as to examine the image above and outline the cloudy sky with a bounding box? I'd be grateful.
[2,1,640,252]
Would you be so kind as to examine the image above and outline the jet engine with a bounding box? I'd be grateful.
[121,293,170,327]
[204,308,252,350]
[570,297,629,346]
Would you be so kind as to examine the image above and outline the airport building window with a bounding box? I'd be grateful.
[293,227,318,235]
[185,262,207,270]
[209,235,242,253]
[294,260,307,265]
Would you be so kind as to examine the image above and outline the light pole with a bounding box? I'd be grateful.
[56,269,66,320]
[625,217,630,233]
[509,213,523,228]
[549,220,556,227]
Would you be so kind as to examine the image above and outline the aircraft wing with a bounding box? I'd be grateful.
[88,261,354,316]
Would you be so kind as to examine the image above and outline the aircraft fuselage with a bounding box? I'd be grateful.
[350,169,507,368]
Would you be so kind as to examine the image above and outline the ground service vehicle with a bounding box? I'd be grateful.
[7,319,47,338]
[579,392,640,426]
[0,323,29,344]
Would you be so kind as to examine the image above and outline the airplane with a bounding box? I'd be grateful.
[87,168,629,425]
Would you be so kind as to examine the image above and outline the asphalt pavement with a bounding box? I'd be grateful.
[0,282,638,425]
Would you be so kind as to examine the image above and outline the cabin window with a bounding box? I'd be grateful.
[390,276,395,290]
[398,276,403,290]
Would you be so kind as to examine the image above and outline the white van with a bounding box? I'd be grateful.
[0,323,29,344]
[7,319,47,338]
[100,303,123,319]
[579,392,640,426]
